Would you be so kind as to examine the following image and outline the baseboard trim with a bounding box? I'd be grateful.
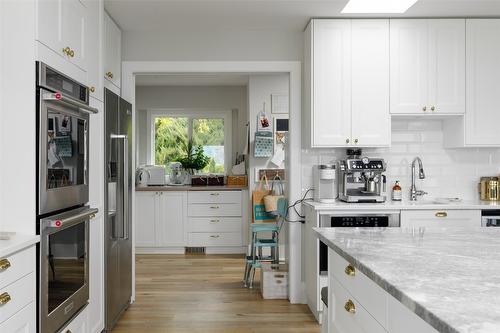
[205,246,246,254]
[135,246,247,254]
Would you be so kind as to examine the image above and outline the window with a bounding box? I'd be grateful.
[149,110,231,174]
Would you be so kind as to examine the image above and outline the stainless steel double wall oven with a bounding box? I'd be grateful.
[36,62,98,333]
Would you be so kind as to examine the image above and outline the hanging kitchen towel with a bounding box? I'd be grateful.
[252,175,275,223]
[254,131,274,158]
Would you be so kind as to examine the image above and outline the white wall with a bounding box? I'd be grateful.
[122,30,303,61]
[135,85,248,166]
[302,119,500,202]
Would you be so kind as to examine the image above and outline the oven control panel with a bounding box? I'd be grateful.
[331,216,389,227]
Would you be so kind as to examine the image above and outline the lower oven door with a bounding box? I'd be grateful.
[40,206,97,333]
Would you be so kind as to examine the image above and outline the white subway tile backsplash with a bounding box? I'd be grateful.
[301,119,500,201]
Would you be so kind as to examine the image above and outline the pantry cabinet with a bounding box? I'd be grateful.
[304,19,390,148]
[36,0,88,72]
[390,19,465,115]
[104,11,122,89]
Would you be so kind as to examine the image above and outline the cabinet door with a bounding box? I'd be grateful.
[390,19,428,114]
[351,20,390,147]
[61,0,87,70]
[104,11,121,88]
[312,20,351,147]
[158,192,185,246]
[89,215,104,333]
[400,210,480,228]
[0,302,35,333]
[465,19,500,145]
[86,0,103,101]
[36,0,61,56]
[428,19,465,114]
[135,192,157,247]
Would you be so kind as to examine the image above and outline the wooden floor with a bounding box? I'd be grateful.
[112,254,320,333]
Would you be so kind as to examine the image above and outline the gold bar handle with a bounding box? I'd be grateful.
[209,219,220,223]
[345,265,355,277]
[344,299,356,314]
[435,212,448,218]
[210,206,219,209]
[210,193,220,196]
[210,235,220,238]
[0,292,11,305]
[0,258,11,271]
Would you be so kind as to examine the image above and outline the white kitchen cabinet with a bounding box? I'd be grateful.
[0,302,35,333]
[304,19,390,148]
[86,0,103,101]
[390,19,465,115]
[58,306,88,333]
[36,0,88,72]
[444,19,500,147]
[104,11,122,89]
[400,210,480,228]
[89,215,104,333]
[135,191,158,248]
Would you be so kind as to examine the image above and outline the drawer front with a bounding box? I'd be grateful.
[0,272,35,323]
[331,278,387,333]
[0,301,35,332]
[188,232,242,247]
[0,247,35,290]
[189,217,242,233]
[401,210,481,228]
[188,203,241,217]
[329,248,388,328]
[188,191,242,204]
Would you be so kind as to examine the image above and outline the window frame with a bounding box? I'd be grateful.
[147,108,232,174]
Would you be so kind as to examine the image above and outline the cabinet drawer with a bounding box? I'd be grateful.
[188,232,242,247]
[401,210,481,228]
[329,248,388,328]
[331,278,387,333]
[0,301,35,331]
[0,247,35,290]
[188,203,241,217]
[188,191,242,204]
[189,217,242,233]
[0,272,35,323]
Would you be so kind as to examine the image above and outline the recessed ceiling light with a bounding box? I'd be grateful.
[341,0,419,14]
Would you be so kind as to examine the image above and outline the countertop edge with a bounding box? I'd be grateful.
[304,200,500,211]
[136,185,248,192]
[0,234,40,258]
[313,228,458,333]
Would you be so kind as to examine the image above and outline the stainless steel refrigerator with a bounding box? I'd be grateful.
[104,88,132,331]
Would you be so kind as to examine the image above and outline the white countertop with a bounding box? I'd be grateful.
[304,199,500,211]
[0,233,40,258]
[314,227,500,333]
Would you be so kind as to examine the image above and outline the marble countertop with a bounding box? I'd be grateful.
[136,185,247,192]
[305,199,500,211]
[0,233,40,258]
[314,227,500,333]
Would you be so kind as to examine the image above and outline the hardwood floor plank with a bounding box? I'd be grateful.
[112,254,320,333]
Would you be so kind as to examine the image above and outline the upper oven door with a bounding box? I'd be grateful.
[38,88,95,215]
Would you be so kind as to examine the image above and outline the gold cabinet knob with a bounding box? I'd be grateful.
[431,106,435,112]
[62,46,71,56]
[210,235,220,238]
[435,211,448,218]
[0,292,11,305]
[0,259,11,271]
[69,49,75,58]
[345,264,355,277]
[344,299,356,314]
[210,206,220,209]
[89,86,95,93]
[346,138,350,144]
[354,139,359,144]
[422,106,427,112]
[106,71,114,79]
[66,330,72,333]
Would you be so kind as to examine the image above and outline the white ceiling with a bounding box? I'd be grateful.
[105,0,500,32]
[135,74,250,86]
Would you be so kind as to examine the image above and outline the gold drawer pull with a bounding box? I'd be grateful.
[62,46,71,56]
[274,274,285,278]
[210,193,220,196]
[345,265,355,277]
[435,212,448,218]
[210,235,220,238]
[0,292,11,305]
[0,258,11,271]
[209,219,220,223]
[69,49,75,58]
[210,206,219,209]
[344,299,356,314]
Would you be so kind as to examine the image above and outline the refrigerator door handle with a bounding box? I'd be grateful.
[110,134,129,240]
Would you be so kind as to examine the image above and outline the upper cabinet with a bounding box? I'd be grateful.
[87,0,103,101]
[444,19,500,147]
[104,11,122,89]
[390,19,465,115]
[304,19,390,148]
[36,0,88,72]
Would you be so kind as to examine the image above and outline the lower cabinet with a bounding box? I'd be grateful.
[59,306,88,333]
[400,209,480,228]
[0,302,35,333]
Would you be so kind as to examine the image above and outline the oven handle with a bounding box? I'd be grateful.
[43,207,98,232]
[111,134,129,240]
[43,92,98,114]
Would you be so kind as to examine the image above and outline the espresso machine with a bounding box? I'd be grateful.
[338,149,387,203]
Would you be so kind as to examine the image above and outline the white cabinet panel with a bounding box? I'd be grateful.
[0,247,34,290]
[390,19,428,114]
[312,20,351,147]
[158,192,186,246]
[89,215,104,333]
[189,217,242,233]
[0,302,35,333]
[188,191,242,204]
[351,20,390,147]
[387,295,439,333]
[104,11,121,89]
[188,203,242,217]
[0,273,35,323]
[86,0,103,101]
[400,210,480,228]
[59,306,88,333]
[465,19,500,146]
[135,192,157,247]
[428,20,465,114]
[188,232,242,247]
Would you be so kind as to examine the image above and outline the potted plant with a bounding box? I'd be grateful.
[176,140,210,180]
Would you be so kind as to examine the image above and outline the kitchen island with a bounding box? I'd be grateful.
[314,227,500,333]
